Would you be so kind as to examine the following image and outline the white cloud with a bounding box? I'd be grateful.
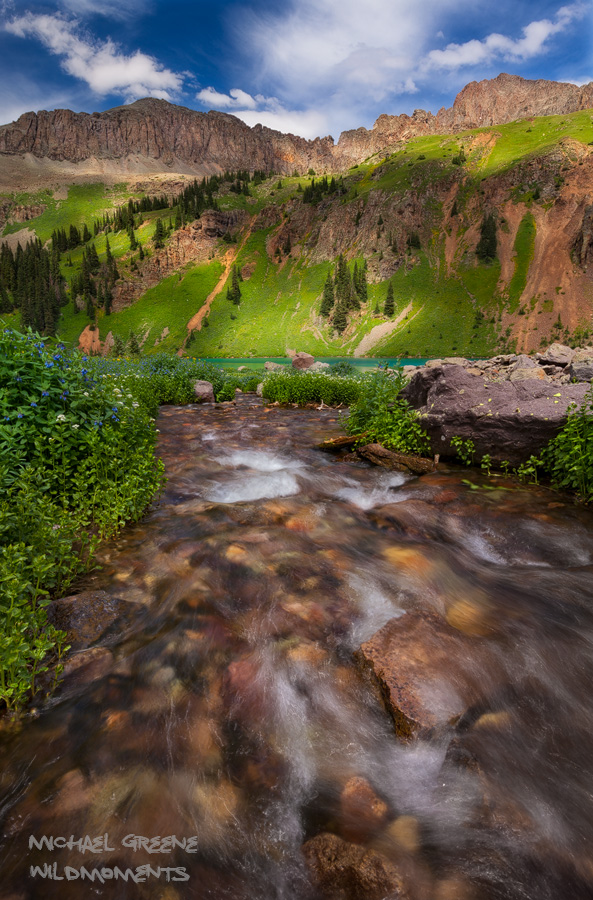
[196,87,329,139]
[5,12,183,100]
[196,87,258,110]
[59,0,151,21]
[425,2,588,69]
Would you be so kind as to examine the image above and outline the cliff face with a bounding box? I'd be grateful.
[0,98,336,176]
[336,74,593,164]
[0,75,592,177]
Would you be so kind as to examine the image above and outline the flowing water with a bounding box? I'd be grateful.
[1,395,593,899]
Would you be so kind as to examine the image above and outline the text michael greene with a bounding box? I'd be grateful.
[29,864,189,883]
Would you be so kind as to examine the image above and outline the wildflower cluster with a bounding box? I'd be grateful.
[0,327,164,711]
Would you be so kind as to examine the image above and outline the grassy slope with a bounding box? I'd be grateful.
[507,212,537,312]
[2,108,592,356]
[2,183,135,242]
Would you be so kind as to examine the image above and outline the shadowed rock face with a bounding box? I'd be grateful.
[1,75,592,173]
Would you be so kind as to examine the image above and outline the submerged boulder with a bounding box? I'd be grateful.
[401,364,589,465]
[303,832,407,900]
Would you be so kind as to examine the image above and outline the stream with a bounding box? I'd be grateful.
[1,393,593,899]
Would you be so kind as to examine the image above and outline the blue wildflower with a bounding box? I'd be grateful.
[45,361,54,369]
[30,402,37,407]
[41,391,49,397]
[17,413,23,419]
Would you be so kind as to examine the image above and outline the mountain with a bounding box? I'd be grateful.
[1,74,592,182]
[0,74,592,358]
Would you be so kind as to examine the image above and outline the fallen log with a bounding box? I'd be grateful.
[317,433,368,451]
[357,443,436,475]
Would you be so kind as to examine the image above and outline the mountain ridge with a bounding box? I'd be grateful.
[1,74,592,180]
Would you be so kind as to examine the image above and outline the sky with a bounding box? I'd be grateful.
[0,0,591,140]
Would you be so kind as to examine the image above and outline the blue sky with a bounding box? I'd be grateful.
[1,0,591,139]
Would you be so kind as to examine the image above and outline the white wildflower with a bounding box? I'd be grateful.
[56,414,66,422]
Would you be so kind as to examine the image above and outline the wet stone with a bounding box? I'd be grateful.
[303,832,408,900]
[46,590,136,650]
[358,609,496,738]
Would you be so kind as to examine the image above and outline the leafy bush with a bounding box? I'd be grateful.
[0,328,164,710]
[542,386,593,501]
[346,369,429,456]
[331,361,356,377]
[262,371,360,406]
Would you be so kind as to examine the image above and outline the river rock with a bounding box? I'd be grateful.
[358,609,489,739]
[302,832,408,900]
[194,380,215,402]
[339,776,389,842]
[309,361,331,372]
[46,590,134,650]
[401,364,590,464]
[292,351,315,370]
[264,361,286,371]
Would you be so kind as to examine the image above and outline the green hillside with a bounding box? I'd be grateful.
[1,106,592,357]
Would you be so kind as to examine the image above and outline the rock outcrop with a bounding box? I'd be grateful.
[401,354,592,464]
[1,75,591,175]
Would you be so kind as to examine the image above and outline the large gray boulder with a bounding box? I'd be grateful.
[538,342,575,367]
[401,364,590,465]
[569,348,593,382]
[194,380,215,402]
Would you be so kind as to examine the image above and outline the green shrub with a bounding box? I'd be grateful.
[542,386,593,501]
[0,328,165,710]
[262,371,360,406]
[346,369,429,455]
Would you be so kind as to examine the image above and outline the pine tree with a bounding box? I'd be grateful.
[320,272,335,317]
[230,266,242,305]
[84,291,95,320]
[153,218,165,249]
[476,214,497,262]
[384,282,395,317]
[128,330,140,355]
[332,300,348,334]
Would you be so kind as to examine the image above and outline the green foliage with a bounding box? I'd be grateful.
[507,212,536,311]
[261,371,360,406]
[0,327,164,710]
[384,282,395,317]
[542,387,593,500]
[450,435,476,465]
[331,361,355,377]
[476,214,497,262]
[346,369,429,455]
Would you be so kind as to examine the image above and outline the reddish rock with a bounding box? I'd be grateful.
[292,352,315,370]
[46,590,133,650]
[339,776,389,842]
[358,609,497,738]
[303,832,408,900]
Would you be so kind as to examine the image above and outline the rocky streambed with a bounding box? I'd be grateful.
[1,393,593,899]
